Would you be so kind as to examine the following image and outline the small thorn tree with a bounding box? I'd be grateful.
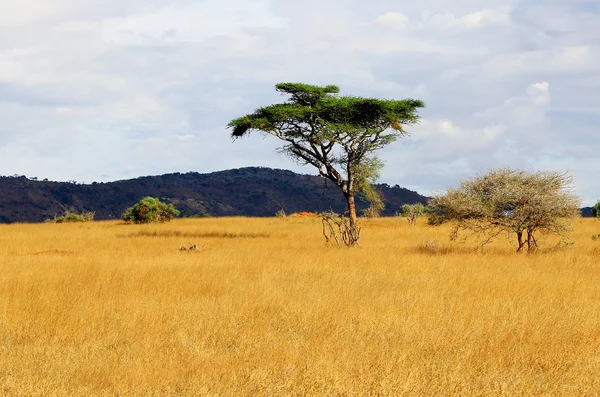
[228,82,424,245]
[361,182,386,218]
[400,203,429,225]
[428,168,581,252]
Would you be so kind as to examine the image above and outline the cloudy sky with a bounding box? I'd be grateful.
[0,0,598,204]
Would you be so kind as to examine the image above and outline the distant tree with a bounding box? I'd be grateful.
[428,168,581,252]
[228,82,424,245]
[46,210,95,223]
[361,185,385,218]
[122,197,180,224]
[400,203,429,225]
[592,200,600,219]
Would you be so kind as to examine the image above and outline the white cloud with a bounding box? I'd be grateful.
[377,12,410,29]
[0,0,598,205]
[461,8,510,28]
[376,7,510,32]
[417,7,511,30]
[101,0,287,45]
[55,20,99,33]
[484,46,599,78]
[0,1,66,26]
[526,81,550,104]
[530,81,549,92]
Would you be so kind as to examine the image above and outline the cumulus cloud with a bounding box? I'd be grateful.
[376,7,511,32]
[0,0,598,204]
[377,12,410,29]
[101,0,287,45]
[418,7,511,30]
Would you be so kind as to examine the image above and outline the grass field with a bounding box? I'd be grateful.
[1,217,600,396]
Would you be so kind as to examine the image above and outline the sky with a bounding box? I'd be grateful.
[0,0,598,204]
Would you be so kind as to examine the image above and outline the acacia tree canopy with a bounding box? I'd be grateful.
[428,168,581,252]
[228,82,424,244]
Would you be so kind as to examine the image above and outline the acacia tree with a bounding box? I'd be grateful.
[428,168,581,252]
[228,83,424,245]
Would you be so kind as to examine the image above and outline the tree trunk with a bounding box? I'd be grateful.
[346,193,357,231]
[343,193,360,246]
[516,231,525,252]
[526,229,537,252]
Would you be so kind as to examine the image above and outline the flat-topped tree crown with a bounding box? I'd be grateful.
[228,82,424,245]
[275,82,339,106]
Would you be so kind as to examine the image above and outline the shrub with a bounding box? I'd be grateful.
[592,200,600,219]
[122,197,180,224]
[361,185,385,218]
[46,211,95,223]
[400,203,429,225]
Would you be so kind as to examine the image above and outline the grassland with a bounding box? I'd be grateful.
[1,217,600,396]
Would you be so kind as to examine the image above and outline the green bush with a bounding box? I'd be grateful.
[46,211,95,223]
[122,197,180,224]
[400,203,429,225]
[592,200,600,219]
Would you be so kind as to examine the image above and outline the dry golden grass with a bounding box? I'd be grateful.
[1,217,600,396]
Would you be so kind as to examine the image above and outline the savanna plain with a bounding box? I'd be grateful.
[1,217,600,396]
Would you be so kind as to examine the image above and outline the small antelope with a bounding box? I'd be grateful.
[179,243,187,251]
[189,243,199,251]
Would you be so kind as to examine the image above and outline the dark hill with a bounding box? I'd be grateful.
[0,167,428,223]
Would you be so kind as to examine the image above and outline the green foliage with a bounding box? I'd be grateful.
[275,209,287,218]
[361,185,385,218]
[182,212,211,218]
[428,168,582,252]
[122,197,180,224]
[592,200,600,218]
[46,210,95,223]
[400,203,429,225]
[275,82,339,105]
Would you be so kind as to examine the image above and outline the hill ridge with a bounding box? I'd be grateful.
[0,167,428,223]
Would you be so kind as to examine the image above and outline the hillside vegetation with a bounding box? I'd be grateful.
[1,218,600,395]
[0,167,427,223]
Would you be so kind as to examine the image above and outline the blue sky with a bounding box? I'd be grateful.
[0,0,598,204]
